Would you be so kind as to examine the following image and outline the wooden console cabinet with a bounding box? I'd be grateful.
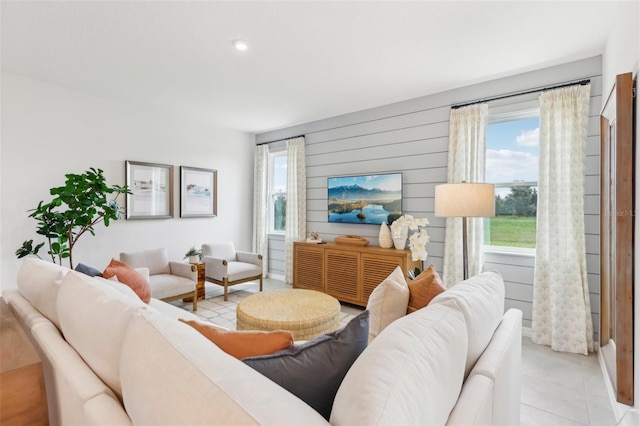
[293,241,420,306]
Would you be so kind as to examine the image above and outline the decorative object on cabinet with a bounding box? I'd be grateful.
[125,160,173,219]
[180,166,217,218]
[293,241,420,307]
[390,215,430,260]
[306,231,323,243]
[378,222,393,248]
[334,235,369,246]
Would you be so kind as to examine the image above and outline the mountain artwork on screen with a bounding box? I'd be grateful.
[327,173,402,225]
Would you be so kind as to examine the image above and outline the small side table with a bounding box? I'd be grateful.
[183,262,206,302]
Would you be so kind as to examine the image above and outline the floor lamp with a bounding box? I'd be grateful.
[434,182,495,280]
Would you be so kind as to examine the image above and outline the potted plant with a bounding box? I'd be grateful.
[15,168,130,269]
[184,246,202,264]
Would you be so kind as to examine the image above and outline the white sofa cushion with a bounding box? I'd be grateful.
[17,258,70,328]
[227,261,262,281]
[120,248,171,275]
[331,299,468,426]
[148,274,194,299]
[365,266,410,343]
[57,271,145,399]
[120,309,329,425]
[446,374,494,426]
[430,270,505,378]
[202,241,237,262]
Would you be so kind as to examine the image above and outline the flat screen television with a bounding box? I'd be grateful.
[327,172,402,225]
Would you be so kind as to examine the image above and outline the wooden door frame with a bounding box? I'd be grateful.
[600,72,634,406]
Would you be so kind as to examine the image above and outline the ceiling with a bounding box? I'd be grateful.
[1,1,621,133]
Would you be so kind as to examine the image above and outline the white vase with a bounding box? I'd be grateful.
[393,237,406,250]
[188,255,200,264]
[392,226,408,250]
[378,223,393,248]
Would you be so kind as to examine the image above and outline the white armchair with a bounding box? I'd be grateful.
[201,242,263,301]
[120,248,198,311]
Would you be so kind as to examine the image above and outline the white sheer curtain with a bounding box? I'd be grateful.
[442,104,488,287]
[532,84,593,355]
[252,144,269,276]
[284,137,306,284]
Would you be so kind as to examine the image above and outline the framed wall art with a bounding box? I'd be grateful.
[125,160,173,219]
[180,166,217,218]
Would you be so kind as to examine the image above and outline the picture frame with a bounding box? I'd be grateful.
[125,161,173,219]
[180,166,217,218]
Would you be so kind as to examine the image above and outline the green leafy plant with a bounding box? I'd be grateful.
[15,168,131,268]
[183,246,202,259]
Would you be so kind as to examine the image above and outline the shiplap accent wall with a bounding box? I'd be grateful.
[258,56,602,338]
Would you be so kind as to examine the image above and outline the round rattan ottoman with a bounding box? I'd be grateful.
[236,289,341,340]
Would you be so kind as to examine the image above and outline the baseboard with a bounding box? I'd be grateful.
[266,273,284,282]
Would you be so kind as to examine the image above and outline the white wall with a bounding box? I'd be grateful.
[602,0,639,413]
[1,72,255,292]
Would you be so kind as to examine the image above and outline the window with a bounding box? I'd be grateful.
[269,152,287,233]
[484,108,540,252]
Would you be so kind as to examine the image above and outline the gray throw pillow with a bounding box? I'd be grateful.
[243,310,369,420]
[75,263,103,277]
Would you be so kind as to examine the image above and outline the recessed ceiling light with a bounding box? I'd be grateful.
[232,39,248,51]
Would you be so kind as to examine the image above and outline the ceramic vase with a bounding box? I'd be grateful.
[188,255,200,264]
[392,227,408,250]
[378,223,393,248]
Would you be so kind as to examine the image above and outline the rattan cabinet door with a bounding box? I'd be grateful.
[324,249,360,304]
[361,253,405,304]
[293,243,324,292]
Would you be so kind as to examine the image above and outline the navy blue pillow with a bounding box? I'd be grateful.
[243,310,369,420]
[74,263,103,277]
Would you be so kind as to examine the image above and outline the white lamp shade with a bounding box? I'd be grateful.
[434,183,495,218]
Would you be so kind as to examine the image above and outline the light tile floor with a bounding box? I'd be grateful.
[172,277,622,426]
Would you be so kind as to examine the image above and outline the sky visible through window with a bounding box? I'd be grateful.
[486,117,540,197]
[273,155,287,193]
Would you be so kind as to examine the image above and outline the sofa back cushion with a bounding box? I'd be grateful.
[16,258,70,329]
[430,270,505,378]
[331,300,467,425]
[57,271,146,399]
[120,309,329,425]
[120,248,171,275]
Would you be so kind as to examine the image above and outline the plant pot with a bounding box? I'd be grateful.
[188,255,200,264]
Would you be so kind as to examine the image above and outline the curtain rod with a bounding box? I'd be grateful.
[451,78,591,109]
[256,134,305,146]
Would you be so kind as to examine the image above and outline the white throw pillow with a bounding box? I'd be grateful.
[16,258,70,329]
[331,299,468,425]
[365,266,410,343]
[57,271,146,399]
[430,270,505,378]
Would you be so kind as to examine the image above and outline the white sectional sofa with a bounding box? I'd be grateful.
[4,258,522,425]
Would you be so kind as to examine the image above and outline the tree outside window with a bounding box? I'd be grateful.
[270,153,287,233]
